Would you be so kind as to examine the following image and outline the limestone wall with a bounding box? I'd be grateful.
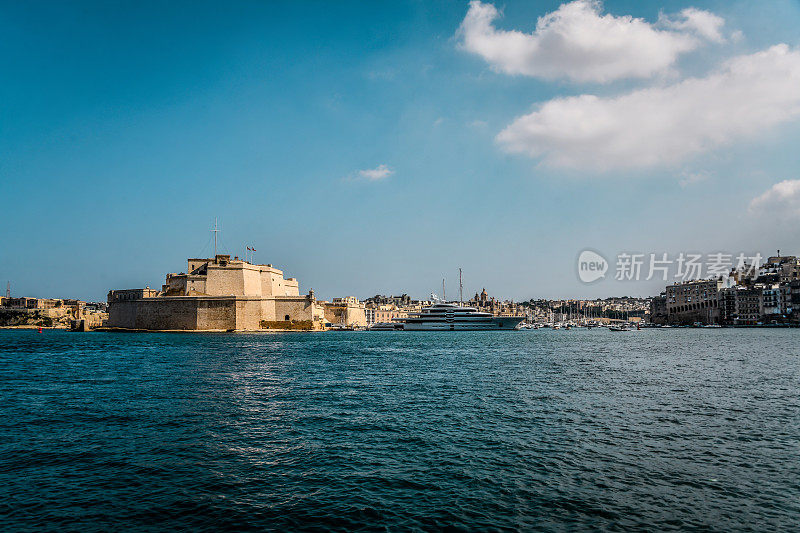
[235,299,263,330]
[324,303,367,327]
[132,298,200,330]
[260,298,277,321]
[346,305,367,327]
[242,267,262,296]
[196,298,237,329]
[109,297,240,330]
[283,278,300,296]
[108,300,139,328]
[205,266,244,296]
[261,271,283,297]
[273,296,317,323]
[324,305,345,324]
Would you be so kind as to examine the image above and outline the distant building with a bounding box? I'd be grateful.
[666,278,724,325]
[791,280,800,322]
[365,304,408,325]
[649,293,667,324]
[719,288,737,324]
[760,284,784,319]
[364,294,412,307]
[735,287,761,325]
[324,297,367,327]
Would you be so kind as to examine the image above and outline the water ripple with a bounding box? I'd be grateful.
[0,328,798,531]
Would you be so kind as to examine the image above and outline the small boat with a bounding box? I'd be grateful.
[608,325,629,332]
[369,322,403,331]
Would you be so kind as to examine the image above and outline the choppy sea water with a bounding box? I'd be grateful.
[0,328,798,531]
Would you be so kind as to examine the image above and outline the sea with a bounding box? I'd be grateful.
[1,328,798,531]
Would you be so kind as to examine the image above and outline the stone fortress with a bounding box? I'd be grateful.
[108,254,365,331]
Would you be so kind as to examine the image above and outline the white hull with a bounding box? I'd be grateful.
[402,316,524,331]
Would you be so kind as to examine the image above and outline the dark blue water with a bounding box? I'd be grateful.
[1,329,798,531]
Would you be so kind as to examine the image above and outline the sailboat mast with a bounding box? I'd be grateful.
[442,279,446,302]
[459,268,463,305]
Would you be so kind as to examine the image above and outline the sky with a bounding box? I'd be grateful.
[2,0,800,302]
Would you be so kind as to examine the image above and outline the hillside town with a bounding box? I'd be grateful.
[0,292,108,330]
[650,252,800,326]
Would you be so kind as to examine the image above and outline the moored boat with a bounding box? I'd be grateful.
[394,302,524,331]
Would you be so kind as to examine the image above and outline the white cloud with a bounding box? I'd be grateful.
[748,180,800,219]
[357,164,394,181]
[660,8,726,44]
[457,0,723,83]
[496,45,800,170]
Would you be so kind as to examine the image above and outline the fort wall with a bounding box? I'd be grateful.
[108,256,320,331]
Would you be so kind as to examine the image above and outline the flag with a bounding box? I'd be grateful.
[252,248,256,252]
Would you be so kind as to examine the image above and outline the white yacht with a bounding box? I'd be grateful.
[393,302,524,331]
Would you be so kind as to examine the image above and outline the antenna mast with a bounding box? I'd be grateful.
[442,278,446,302]
[459,268,463,305]
[212,218,219,257]
[5,281,9,299]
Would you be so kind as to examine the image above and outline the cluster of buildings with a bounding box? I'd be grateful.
[523,297,649,324]
[0,296,107,328]
[650,253,800,326]
[28,247,799,332]
[466,288,527,317]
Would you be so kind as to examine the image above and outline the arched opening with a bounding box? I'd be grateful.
[284,314,290,321]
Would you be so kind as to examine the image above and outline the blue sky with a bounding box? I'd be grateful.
[2,0,800,302]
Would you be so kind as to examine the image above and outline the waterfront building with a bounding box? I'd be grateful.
[734,287,762,325]
[760,284,785,319]
[371,304,408,324]
[719,288,737,324]
[666,278,724,324]
[108,254,325,330]
[365,306,375,325]
[324,297,367,328]
[649,293,667,325]
[791,280,800,322]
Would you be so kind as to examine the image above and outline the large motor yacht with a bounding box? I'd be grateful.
[393,302,524,331]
